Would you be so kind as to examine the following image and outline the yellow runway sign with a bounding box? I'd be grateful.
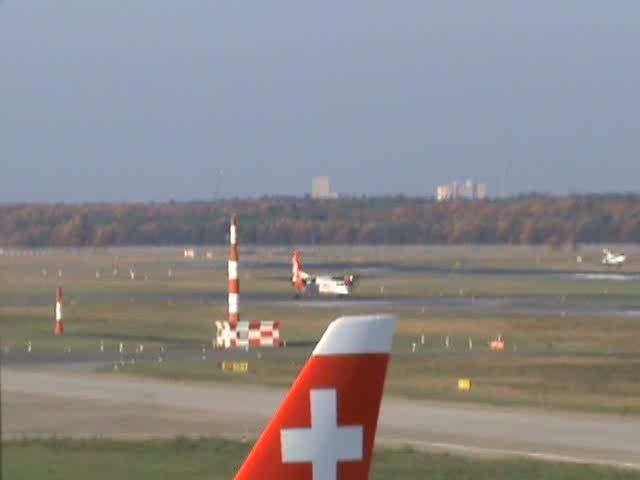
[221,361,249,373]
[458,378,472,391]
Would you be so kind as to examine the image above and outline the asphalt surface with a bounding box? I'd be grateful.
[6,290,640,317]
[279,295,640,316]
[2,367,639,470]
[249,260,640,278]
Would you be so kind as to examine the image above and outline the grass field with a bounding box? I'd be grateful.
[3,245,640,414]
[3,437,638,480]
[4,245,640,302]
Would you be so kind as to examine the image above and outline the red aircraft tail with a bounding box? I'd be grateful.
[234,314,396,480]
[291,250,307,288]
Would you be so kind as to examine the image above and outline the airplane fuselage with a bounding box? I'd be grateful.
[306,275,355,296]
[602,249,627,266]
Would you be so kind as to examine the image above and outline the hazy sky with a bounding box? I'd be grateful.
[2,1,639,202]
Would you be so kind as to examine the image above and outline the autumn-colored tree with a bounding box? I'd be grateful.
[1,195,640,247]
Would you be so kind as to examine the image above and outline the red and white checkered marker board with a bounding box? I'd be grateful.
[234,314,396,480]
[216,321,281,349]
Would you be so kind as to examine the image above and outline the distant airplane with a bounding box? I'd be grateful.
[234,314,396,480]
[291,251,358,297]
[602,248,627,267]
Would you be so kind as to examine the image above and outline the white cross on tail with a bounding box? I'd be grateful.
[280,388,363,480]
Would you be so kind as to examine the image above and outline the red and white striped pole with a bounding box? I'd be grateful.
[55,286,64,335]
[228,214,239,325]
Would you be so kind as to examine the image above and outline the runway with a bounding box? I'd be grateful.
[3,367,639,470]
[277,295,640,317]
[7,290,640,317]
[252,260,640,278]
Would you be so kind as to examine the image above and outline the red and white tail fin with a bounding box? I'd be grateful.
[234,314,396,480]
[291,250,308,288]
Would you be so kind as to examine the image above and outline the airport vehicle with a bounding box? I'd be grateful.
[234,314,396,480]
[291,250,358,297]
[602,248,627,266]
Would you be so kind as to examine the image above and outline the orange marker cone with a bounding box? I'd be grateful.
[55,287,64,335]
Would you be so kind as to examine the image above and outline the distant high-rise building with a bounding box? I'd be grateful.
[475,182,488,200]
[311,176,338,199]
[436,184,454,201]
[437,179,487,201]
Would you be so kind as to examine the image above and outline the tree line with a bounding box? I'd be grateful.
[1,195,639,247]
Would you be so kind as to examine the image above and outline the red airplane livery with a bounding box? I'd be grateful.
[234,314,396,480]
